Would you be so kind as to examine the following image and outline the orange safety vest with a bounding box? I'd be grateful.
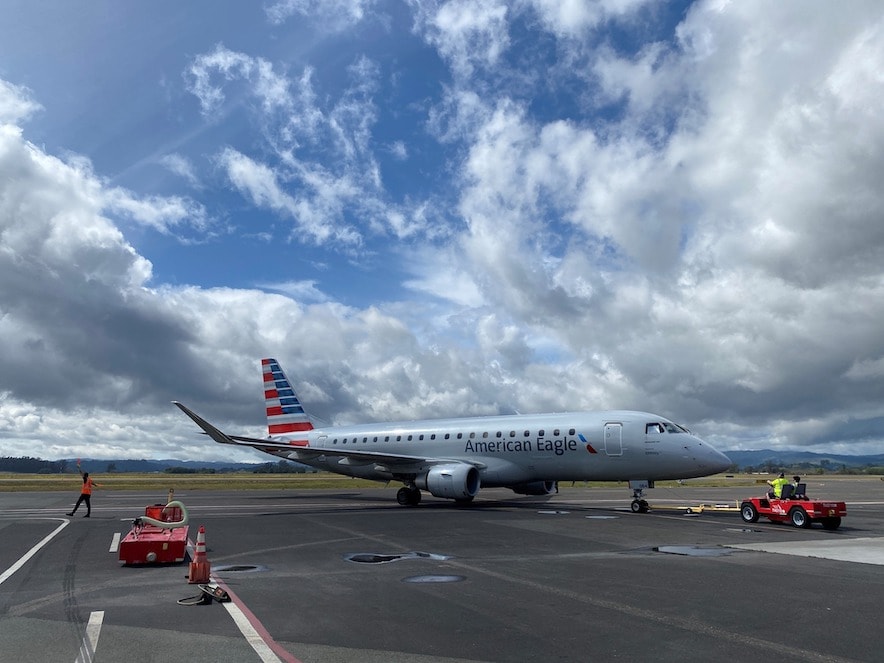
[81,477,93,495]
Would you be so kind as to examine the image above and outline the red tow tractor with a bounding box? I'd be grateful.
[739,484,845,530]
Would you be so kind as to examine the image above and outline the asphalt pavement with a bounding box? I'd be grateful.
[2,478,883,662]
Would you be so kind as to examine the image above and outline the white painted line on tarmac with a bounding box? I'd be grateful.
[212,577,302,663]
[109,532,121,553]
[0,518,69,586]
[74,611,104,663]
[223,601,283,663]
[728,536,884,566]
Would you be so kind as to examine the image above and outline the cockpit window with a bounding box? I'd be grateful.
[647,422,690,434]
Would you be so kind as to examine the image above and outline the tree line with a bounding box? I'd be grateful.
[0,457,315,474]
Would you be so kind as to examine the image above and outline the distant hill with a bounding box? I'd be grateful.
[71,459,261,473]
[723,449,884,470]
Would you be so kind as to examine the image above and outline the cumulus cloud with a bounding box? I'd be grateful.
[408,0,884,450]
[524,0,651,36]
[0,79,42,124]
[2,2,884,463]
[410,0,511,79]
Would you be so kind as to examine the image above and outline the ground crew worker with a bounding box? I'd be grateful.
[767,472,789,499]
[67,462,99,517]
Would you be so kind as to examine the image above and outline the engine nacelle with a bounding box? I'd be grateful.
[416,463,481,500]
[509,481,557,496]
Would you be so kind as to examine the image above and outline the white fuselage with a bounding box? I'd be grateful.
[265,410,730,486]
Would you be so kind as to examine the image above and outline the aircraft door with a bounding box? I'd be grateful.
[604,423,623,456]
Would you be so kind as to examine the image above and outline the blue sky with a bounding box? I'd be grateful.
[1,1,883,462]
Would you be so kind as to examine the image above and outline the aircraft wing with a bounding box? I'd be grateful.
[173,401,477,469]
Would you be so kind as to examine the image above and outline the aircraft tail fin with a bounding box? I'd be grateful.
[262,358,314,436]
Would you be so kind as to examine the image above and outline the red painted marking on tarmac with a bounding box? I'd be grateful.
[211,576,302,663]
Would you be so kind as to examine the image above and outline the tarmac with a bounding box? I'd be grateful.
[2,477,884,662]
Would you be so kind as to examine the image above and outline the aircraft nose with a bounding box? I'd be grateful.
[700,440,731,473]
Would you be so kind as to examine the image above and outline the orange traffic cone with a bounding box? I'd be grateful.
[188,525,211,584]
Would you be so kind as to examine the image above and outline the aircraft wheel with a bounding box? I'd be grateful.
[630,500,648,513]
[454,496,474,506]
[789,506,810,528]
[397,487,414,506]
[740,502,759,523]
[410,488,422,506]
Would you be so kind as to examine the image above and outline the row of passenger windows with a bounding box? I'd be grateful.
[331,428,578,445]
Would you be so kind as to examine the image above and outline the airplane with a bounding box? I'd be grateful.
[174,358,731,510]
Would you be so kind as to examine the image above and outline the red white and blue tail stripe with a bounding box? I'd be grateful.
[262,358,313,438]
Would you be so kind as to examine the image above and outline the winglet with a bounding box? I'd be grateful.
[172,401,237,446]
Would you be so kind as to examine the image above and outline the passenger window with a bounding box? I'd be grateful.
[384,436,390,442]
[457,433,463,439]
[407,435,413,441]
[482,432,489,438]
[569,428,575,436]
[373,437,378,442]
[431,434,436,440]
[470,432,476,439]
[539,430,545,437]
[396,435,402,442]
[510,431,516,437]
[553,429,560,436]
[524,430,530,437]
[419,434,424,440]
[496,431,502,438]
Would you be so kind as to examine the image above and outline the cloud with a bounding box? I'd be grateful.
[265,0,376,29]
[184,45,294,118]
[410,0,510,79]
[160,153,201,188]
[524,0,652,37]
[0,79,42,124]
[407,1,884,447]
[257,279,331,303]
[217,147,362,246]
[2,2,884,462]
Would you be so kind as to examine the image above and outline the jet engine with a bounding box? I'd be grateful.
[416,463,481,500]
[509,481,557,495]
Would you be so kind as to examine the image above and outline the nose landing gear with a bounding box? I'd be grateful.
[629,481,651,513]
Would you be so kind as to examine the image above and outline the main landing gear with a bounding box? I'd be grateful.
[397,485,422,506]
[630,487,650,513]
